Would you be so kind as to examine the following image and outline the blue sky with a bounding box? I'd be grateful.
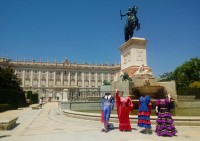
[0,0,200,78]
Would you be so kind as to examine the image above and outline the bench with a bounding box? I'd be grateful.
[31,104,42,110]
[0,117,18,130]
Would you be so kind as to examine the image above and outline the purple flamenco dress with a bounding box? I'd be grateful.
[155,99,177,137]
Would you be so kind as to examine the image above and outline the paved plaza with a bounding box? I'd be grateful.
[1,102,200,141]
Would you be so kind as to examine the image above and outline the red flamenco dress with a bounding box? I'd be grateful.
[116,90,134,131]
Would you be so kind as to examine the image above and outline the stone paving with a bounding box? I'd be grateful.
[0,102,200,141]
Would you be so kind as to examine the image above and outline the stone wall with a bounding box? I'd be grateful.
[158,81,177,102]
[100,85,113,92]
[59,101,102,111]
[177,100,200,108]
[177,95,200,108]
[112,80,133,97]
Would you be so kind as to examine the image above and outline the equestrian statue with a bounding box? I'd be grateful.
[120,6,140,42]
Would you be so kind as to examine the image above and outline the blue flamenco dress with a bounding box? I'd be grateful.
[138,95,152,129]
[101,94,114,132]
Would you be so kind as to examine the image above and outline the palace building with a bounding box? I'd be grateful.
[0,57,121,101]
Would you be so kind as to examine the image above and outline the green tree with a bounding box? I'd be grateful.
[0,66,22,92]
[159,72,174,82]
[0,66,26,109]
[173,58,200,89]
[189,81,200,88]
[159,57,200,90]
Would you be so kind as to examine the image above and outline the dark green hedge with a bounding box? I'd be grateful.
[31,93,38,104]
[0,89,27,109]
[178,87,200,99]
[18,92,27,107]
[0,104,11,112]
[26,91,38,104]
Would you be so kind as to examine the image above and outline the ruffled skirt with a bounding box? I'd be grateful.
[155,108,177,136]
[138,111,151,128]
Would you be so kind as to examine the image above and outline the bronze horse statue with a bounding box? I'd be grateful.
[120,6,140,42]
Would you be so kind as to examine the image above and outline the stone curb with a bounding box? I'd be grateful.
[63,109,200,126]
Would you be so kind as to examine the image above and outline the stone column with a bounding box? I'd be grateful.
[108,73,110,82]
[54,71,56,86]
[82,72,84,87]
[46,71,49,87]
[38,70,41,87]
[58,92,62,101]
[101,73,104,85]
[30,70,33,86]
[75,71,77,86]
[22,70,25,87]
[89,72,91,87]
[68,72,71,86]
[95,72,98,87]
[61,71,64,86]
[63,89,69,101]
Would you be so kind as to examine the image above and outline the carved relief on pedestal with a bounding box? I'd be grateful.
[123,51,131,64]
[135,49,144,62]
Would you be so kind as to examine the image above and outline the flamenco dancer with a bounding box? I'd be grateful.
[137,95,152,134]
[115,89,134,131]
[155,94,177,136]
[101,92,115,132]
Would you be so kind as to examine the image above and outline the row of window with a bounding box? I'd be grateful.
[16,70,112,76]
[23,77,114,82]
[24,80,102,87]
[17,73,114,80]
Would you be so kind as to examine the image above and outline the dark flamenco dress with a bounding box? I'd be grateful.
[155,99,177,137]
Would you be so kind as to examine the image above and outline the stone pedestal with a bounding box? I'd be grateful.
[119,37,153,77]
[119,37,147,70]
[100,85,113,92]
[99,37,178,102]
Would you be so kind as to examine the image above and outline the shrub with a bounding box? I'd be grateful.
[0,104,11,112]
[178,87,200,99]
[32,93,39,104]
[189,81,200,88]
[0,89,18,109]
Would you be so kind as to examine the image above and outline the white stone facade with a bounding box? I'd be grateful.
[0,58,120,101]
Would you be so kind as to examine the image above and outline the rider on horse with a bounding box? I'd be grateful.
[120,6,140,42]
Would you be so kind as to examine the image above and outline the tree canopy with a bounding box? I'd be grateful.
[159,57,200,89]
[0,66,23,92]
